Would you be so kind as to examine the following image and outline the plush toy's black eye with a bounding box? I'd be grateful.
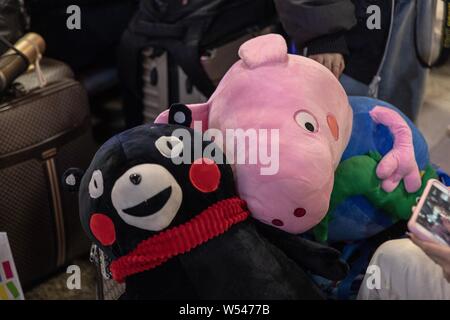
[294,111,318,133]
[129,173,142,185]
[305,122,315,132]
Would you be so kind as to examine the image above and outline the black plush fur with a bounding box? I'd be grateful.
[123,220,325,300]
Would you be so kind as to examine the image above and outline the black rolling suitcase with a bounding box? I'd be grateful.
[118,0,278,127]
[0,58,96,289]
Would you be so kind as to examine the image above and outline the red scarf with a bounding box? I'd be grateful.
[110,197,249,282]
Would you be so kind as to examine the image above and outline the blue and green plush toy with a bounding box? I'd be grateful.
[310,96,449,299]
[315,97,449,244]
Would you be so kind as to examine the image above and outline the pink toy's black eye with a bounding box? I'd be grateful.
[305,123,315,132]
[189,158,221,193]
[294,111,318,133]
[90,213,116,246]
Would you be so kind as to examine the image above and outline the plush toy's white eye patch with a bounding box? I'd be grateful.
[294,111,318,133]
[155,136,184,158]
[89,170,104,199]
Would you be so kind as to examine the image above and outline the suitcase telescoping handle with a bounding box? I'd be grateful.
[0,33,46,93]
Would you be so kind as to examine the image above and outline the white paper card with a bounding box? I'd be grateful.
[0,232,24,300]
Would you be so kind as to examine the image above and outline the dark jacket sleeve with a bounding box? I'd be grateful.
[274,0,357,55]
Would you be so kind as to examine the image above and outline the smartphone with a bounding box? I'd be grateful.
[408,179,450,246]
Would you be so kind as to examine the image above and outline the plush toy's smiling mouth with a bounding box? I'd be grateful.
[122,186,172,217]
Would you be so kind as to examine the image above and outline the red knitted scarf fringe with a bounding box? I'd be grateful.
[110,197,249,282]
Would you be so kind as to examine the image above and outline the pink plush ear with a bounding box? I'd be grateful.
[238,34,288,69]
[154,102,210,131]
[154,109,170,124]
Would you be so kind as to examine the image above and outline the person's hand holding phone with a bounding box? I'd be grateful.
[308,53,345,78]
[409,233,450,283]
[408,183,450,283]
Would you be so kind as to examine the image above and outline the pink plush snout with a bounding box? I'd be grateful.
[236,139,336,234]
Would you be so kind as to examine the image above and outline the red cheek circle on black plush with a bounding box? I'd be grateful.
[89,213,116,246]
[189,157,221,193]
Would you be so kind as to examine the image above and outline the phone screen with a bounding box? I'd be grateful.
[416,184,450,245]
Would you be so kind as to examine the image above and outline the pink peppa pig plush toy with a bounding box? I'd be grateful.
[155,34,421,238]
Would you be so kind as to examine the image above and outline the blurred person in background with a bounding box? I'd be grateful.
[276,0,386,87]
[275,0,443,120]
